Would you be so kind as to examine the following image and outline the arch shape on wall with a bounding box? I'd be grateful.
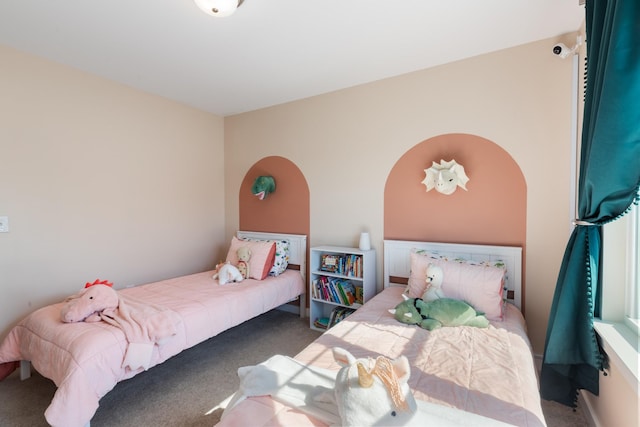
[239,156,311,309]
[239,156,310,237]
[384,133,527,309]
[384,133,526,246]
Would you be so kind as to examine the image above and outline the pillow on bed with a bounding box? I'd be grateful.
[269,239,290,276]
[407,250,507,321]
[243,238,290,276]
[226,237,276,280]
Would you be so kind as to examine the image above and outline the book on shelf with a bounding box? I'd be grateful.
[335,280,349,305]
[317,277,331,301]
[314,276,361,306]
[320,254,340,272]
[318,253,363,278]
[314,317,329,329]
[328,280,341,303]
[317,277,334,303]
[327,308,337,328]
[338,281,357,305]
[328,306,356,328]
[312,278,325,300]
[354,285,364,305]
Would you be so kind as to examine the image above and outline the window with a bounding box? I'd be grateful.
[600,204,639,325]
[595,203,639,385]
[625,203,639,333]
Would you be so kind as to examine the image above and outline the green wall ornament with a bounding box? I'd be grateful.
[252,176,276,200]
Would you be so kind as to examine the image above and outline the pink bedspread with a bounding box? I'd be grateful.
[218,286,546,427]
[0,270,304,427]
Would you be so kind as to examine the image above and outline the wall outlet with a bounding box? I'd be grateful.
[0,216,8,233]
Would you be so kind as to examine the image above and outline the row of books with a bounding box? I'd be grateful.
[320,253,363,278]
[312,276,363,307]
[314,306,357,330]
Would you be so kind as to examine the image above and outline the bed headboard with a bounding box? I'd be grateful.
[236,230,308,281]
[383,240,523,310]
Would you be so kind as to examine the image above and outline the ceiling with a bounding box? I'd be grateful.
[0,0,584,117]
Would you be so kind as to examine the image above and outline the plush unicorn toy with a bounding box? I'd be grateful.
[332,347,511,426]
[332,347,417,426]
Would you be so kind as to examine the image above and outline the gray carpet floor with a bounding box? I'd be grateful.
[0,309,589,426]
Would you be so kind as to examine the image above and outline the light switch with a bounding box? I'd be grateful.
[0,216,9,233]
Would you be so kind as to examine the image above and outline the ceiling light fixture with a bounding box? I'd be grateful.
[193,0,243,17]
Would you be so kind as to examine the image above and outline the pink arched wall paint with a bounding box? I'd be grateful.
[384,133,527,311]
[240,136,527,311]
[239,156,310,236]
[239,156,310,308]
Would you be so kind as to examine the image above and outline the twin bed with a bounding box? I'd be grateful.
[0,231,307,427]
[0,234,546,427]
[218,239,546,426]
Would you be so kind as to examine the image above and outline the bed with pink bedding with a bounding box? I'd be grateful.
[0,231,307,427]
[218,239,546,427]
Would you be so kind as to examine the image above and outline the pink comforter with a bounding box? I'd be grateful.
[218,286,546,427]
[0,270,304,427]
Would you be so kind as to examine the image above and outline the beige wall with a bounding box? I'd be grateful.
[583,361,639,427]
[0,45,226,335]
[225,36,576,354]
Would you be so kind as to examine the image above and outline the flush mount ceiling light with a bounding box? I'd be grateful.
[193,0,244,17]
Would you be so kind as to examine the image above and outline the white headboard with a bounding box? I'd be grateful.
[383,240,523,310]
[236,230,307,282]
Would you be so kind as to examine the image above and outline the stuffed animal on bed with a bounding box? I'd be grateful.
[421,263,445,301]
[332,347,416,426]
[331,347,508,426]
[212,261,244,285]
[389,294,489,331]
[236,246,251,279]
[61,283,119,323]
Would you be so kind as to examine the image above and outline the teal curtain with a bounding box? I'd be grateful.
[540,0,640,407]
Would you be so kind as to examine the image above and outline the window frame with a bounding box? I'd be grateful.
[624,203,639,333]
[594,203,639,388]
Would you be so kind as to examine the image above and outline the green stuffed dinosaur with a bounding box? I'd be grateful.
[389,294,489,331]
[251,176,276,200]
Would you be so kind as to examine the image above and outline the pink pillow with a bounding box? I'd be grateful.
[407,251,506,321]
[225,236,276,280]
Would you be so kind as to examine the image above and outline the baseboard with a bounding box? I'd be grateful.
[533,352,543,372]
[579,391,600,427]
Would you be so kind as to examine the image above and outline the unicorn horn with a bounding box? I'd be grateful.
[357,362,374,388]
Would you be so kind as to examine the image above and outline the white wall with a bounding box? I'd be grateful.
[0,44,227,335]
